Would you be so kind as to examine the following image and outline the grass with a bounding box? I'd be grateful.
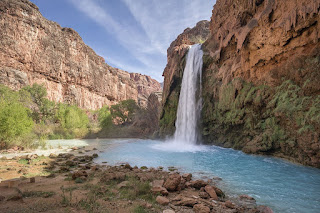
[75,177,85,184]
[18,159,29,165]
[24,171,51,178]
[22,190,55,198]
[133,205,148,213]
[60,186,73,207]
[119,176,155,203]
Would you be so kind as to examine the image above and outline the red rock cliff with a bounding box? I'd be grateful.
[160,0,320,167]
[0,0,161,110]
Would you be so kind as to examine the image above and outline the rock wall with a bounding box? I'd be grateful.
[160,0,320,167]
[130,73,162,107]
[0,0,161,110]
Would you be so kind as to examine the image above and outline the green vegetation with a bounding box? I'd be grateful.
[119,176,154,202]
[159,91,179,135]
[49,103,90,139]
[0,84,91,149]
[0,85,34,149]
[22,190,55,198]
[110,99,138,124]
[201,77,320,154]
[133,205,148,213]
[0,83,152,150]
[98,106,112,129]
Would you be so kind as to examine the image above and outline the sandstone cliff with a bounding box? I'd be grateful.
[130,73,162,107]
[0,0,161,110]
[160,0,320,167]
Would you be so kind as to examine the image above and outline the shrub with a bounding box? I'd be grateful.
[0,94,34,149]
[20,84,55,123]
[98,106,112,129]
[110,99,138,124]
[54,103,89,138]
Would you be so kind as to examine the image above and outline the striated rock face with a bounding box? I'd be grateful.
[161,0,320,167]
[160,20,210,135]
[0,0,161,110]
[129,73,162,107]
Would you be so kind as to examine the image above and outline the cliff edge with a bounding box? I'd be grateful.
[0,0,161,110]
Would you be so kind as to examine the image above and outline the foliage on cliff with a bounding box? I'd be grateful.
[201,75,320,167]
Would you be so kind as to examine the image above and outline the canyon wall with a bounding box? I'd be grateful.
[0,0,161,110]
[160,0,320,167]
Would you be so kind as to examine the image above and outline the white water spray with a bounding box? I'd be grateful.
[153,44,204,152]
[174,44,203,145]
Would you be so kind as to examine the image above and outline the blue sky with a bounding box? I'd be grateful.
[29,0,215,82]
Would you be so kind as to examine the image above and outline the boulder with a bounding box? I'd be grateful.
[28,154,38,160]
[225,200,235,209]
[72,170,88,180]
[91,166,98,171]
[204,185,218,200]
[156,196,170,205]
[239,194,255,201]
[163,173,181,191]
[117,181,129,189]
[199,191,209,199]
[175,197,197,207]
[123,163,132,170]
[163,210,175,213]
[190,180,207,189]
[152,186,169,196]
[193,204,210,213]
[182,173,192,181]
[59,166,70,172]
[152,179,164,187]
[212,185,224,197]
[178,177,186,190]
[257,205,274,213]
[100,172,126,182]
[185,181,192,188]
[66,160,76,167]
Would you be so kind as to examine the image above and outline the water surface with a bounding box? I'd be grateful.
[74,138,320,213]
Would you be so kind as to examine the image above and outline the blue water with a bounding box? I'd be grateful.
[81,138,320,213]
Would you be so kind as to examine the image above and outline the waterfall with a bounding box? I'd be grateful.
[152,44,204,152]
[174,44,203,145]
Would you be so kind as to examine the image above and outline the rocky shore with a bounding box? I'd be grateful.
[0,147,273,213]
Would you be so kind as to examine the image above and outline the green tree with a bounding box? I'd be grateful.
[110,99,138,124]
[20,84,55,122]
[98,106,113,129]
[0,100,34,149]
[55,103,89,138]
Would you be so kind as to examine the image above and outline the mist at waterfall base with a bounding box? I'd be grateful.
[153,44,204,152]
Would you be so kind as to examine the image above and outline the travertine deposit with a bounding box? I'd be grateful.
[0,0,161,110]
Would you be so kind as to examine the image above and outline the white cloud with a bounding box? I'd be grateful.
[68,0,215,81]
[122,0,214,54]
[101,54,163,82]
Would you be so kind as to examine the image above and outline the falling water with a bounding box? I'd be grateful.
[174,44,203,145]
